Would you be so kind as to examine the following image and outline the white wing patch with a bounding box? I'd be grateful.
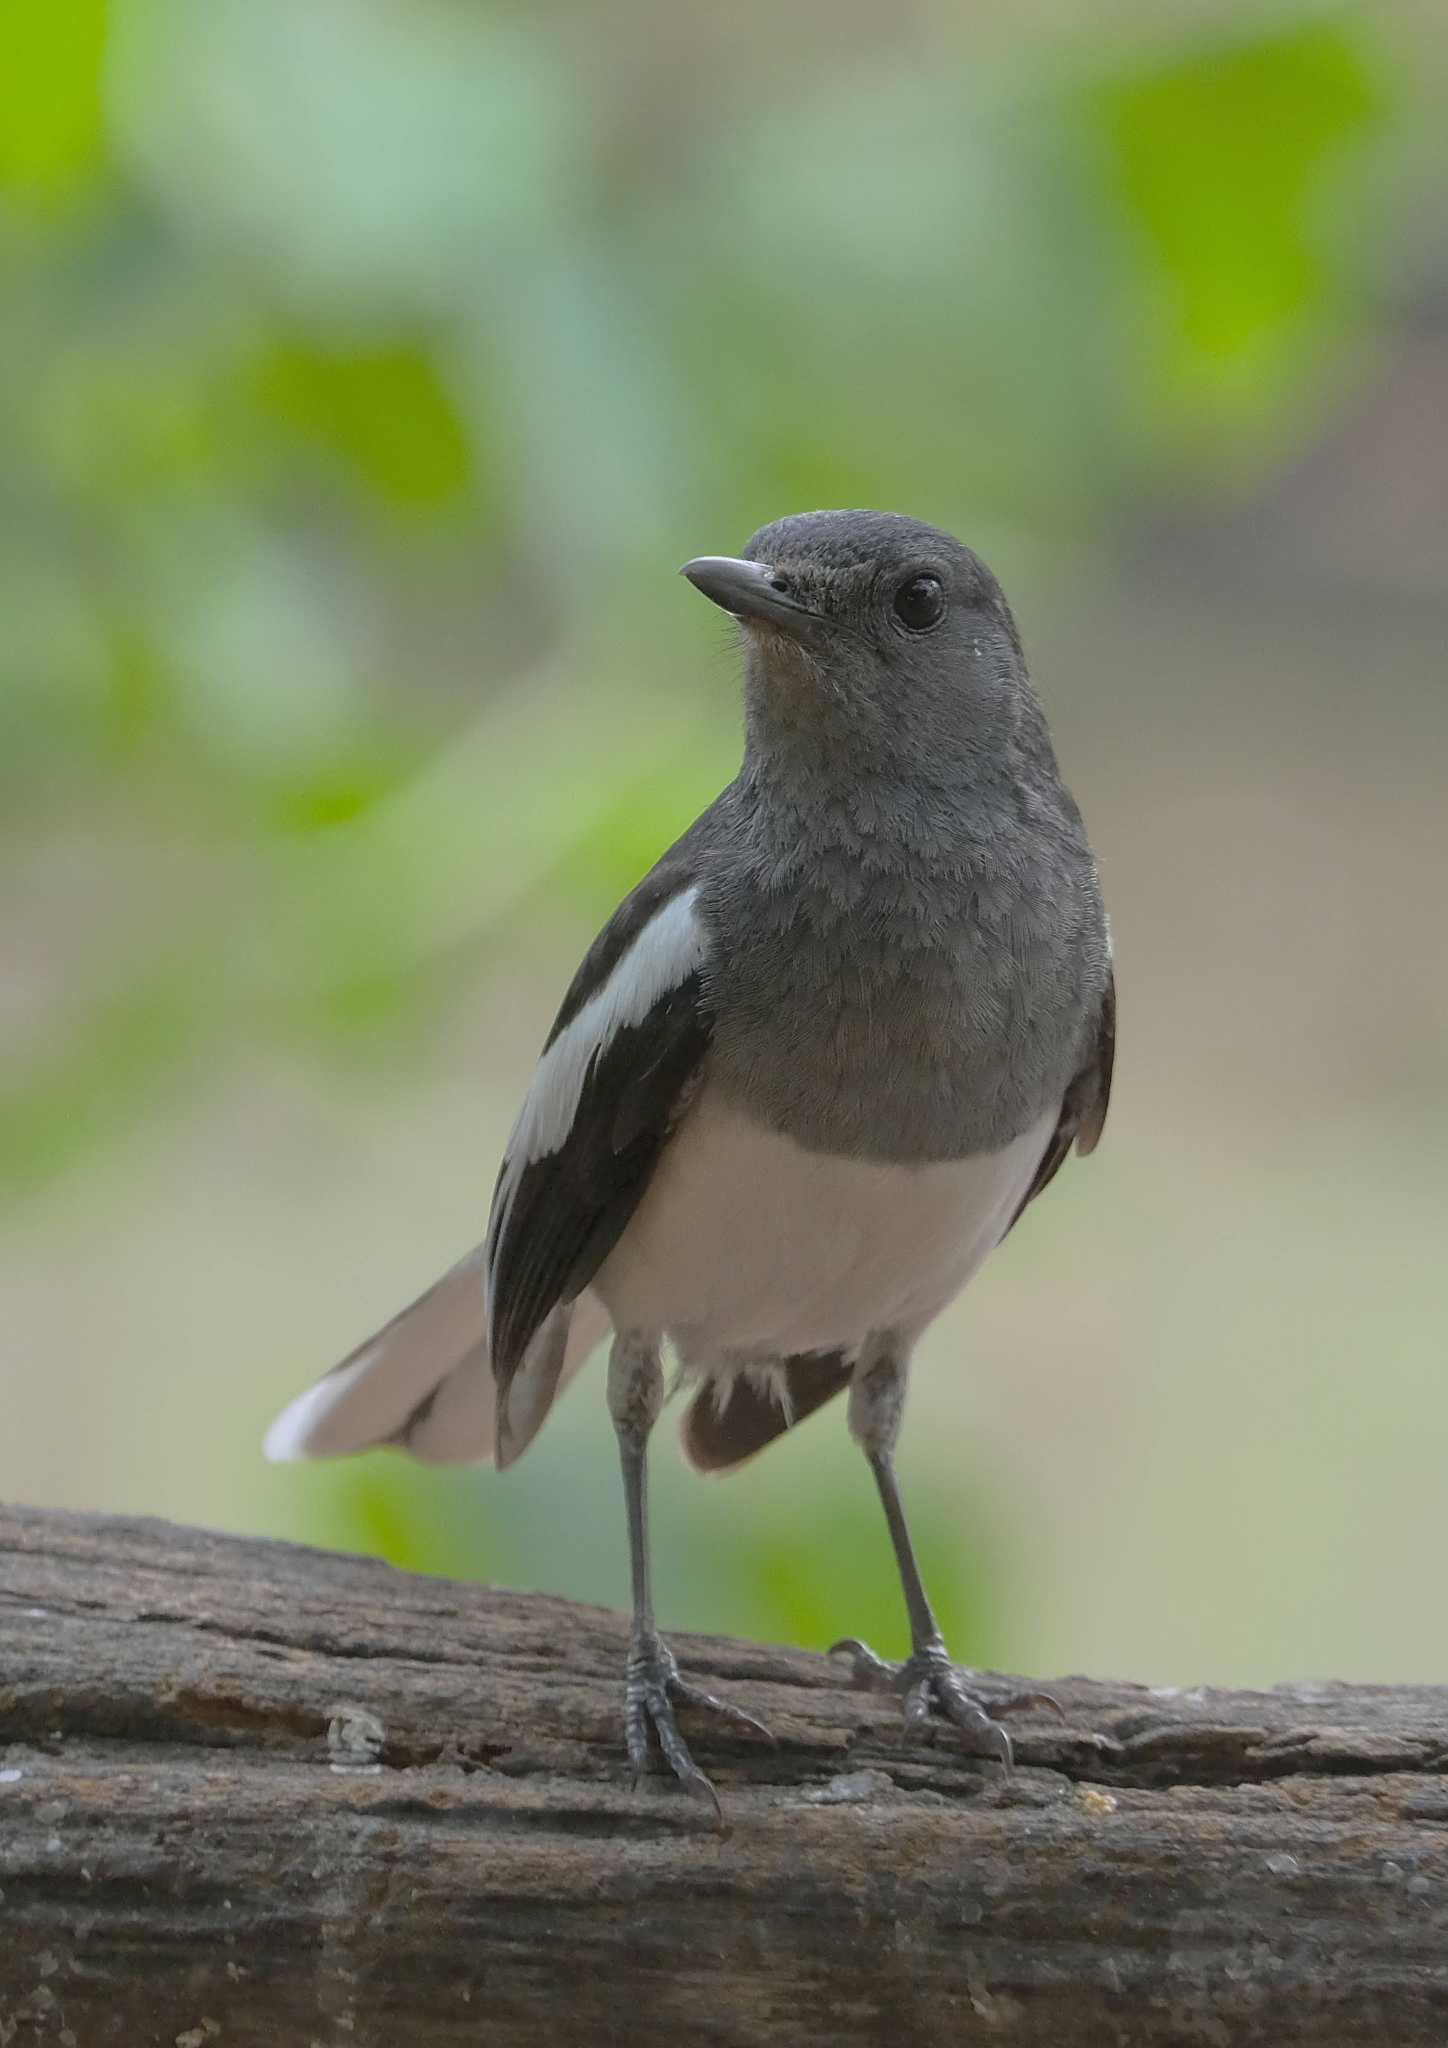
[487,885,709,1267]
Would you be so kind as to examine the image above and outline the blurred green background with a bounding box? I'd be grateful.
[3,0,1446,1688]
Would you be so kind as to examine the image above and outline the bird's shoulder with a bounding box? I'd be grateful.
[540,792,733,1048]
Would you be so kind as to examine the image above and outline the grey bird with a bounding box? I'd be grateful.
[266,508,1115,1813]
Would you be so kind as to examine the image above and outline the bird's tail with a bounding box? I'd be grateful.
[263,1247,604,1468]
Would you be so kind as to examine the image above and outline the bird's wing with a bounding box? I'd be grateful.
[485,836,716,1464]
[1007,966,1116,1230]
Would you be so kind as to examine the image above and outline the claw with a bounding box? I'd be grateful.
[830,1636,1057,1768]
[624,1631,771,1823]
[991,1685,1065,1722]
[673,1679,777,1745]
[935,1666,1015,1768]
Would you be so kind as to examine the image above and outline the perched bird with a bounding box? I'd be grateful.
[267,509,1114,1813]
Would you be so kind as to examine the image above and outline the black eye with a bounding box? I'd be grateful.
[892,573,946,632]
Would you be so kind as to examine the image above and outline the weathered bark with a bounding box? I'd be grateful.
[2,1503,1447,2046]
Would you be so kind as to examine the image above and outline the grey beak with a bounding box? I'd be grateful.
[681,556,818,633]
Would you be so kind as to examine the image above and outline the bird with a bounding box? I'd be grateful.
[266,508,1115,1816]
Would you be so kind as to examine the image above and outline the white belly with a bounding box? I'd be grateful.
[594,1089,1055,1366]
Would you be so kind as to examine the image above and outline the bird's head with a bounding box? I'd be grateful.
[682,509,1033,783]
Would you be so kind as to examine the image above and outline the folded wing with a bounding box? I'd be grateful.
[485,847,716,1465]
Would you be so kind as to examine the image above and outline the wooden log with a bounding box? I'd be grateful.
[2,1501,1447,2045]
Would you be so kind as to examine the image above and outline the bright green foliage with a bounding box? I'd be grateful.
[1095,17,1383,463]
[251,339,473,514]
[0,0,109,204]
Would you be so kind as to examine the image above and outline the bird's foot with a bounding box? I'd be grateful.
[829,1634,1062,1769]
[624,1628,773,1822]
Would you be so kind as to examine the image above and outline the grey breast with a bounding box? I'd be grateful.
[699,780,1108,1167]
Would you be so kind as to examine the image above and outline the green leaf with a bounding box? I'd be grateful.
[253,336,471,511]
[0,0,109,205]
[1094,16,1384,455]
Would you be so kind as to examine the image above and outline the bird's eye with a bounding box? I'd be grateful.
[892,574,946,632]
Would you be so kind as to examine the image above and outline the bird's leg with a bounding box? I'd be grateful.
[608,1334,771,1818]
[831,1348,1059,1768]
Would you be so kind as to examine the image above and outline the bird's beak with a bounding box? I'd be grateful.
[680,556,819,637]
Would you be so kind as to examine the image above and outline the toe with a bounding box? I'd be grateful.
[936,1674,1014,1769]
[673,1680,776,1745]
[901,1676,935,1736]
[829,1638,901,1690]
[968,1717,1013,1770]
[624,1694,653,1780]
[621,1636,751,1824]
[990,1686,1064,1722]
[650,1701,723,1823]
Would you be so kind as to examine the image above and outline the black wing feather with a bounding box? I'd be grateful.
[485,813,721,1415]
[1008,967,1116,1231]
[487,974,709,1384]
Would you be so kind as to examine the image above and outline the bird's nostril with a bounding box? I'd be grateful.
[769,575,790,595]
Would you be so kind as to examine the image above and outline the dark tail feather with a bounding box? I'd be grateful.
[681,1352,854,1473]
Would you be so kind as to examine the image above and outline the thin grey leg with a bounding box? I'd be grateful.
[609,1333,664,1639]
[849,1349,945,1652]
[831,1345,1060,1766]
[607,1334,772,1819]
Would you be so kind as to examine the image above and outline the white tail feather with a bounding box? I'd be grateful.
[394,1341,495,1463]
[263,1247,607,1467]
[265,1246,489,1463]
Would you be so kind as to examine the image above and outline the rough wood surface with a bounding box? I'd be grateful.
[3,1504,1448,2046]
